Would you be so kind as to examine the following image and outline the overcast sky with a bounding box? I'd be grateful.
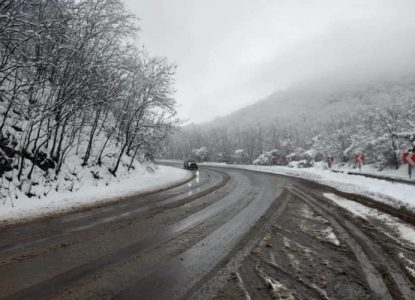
[124,0,415,124]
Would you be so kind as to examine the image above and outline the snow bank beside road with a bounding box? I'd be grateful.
[324,193,415,246]
[0,165,192,225]
[201,163,415,211]
[330,163,414,181]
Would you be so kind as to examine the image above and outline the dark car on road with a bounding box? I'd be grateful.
[184,160,198,170]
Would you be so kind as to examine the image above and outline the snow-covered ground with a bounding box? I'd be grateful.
[200,162,415,211]
[0,165,192,225]
[331,163,413,179]
[324,193,415,246]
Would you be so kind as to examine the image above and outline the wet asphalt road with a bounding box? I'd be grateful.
[0,164,414,300]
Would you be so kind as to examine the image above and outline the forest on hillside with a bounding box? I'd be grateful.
[0,0,179,201]
[164,82,415,170]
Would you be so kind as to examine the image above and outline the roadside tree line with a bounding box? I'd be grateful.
[0,0,178,198]
[163,100,415,170]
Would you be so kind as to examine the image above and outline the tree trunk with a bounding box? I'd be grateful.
[0,101,12,132]
[83,110,100,166]
[54,117,68,170]
[76,126,82,155]
[392,138,399,170]
[111,142,128,176]
[128,145,140,171]
[50,121,60,160]
[28,138,48,180]
[98,131,113,166]
[18,123,34,181]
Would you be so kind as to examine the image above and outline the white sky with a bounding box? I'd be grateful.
[124,0,415,123]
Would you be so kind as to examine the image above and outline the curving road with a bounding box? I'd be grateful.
[0,164,414,300]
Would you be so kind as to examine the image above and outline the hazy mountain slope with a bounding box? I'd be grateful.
[194,75,415,130]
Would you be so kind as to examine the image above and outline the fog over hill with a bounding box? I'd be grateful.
[190,73,415,130]
[158,0,415,167]
[165,72,415,168]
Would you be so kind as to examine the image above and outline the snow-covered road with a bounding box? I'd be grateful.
[1,165,415,300]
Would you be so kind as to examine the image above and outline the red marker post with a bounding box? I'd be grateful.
[354,154,365,173]
[403,152,415,178]
[307,157,312,168]
[326,156,334,168]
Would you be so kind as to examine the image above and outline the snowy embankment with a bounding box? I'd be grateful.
[0,165,192,225]
[324,193,415,246]
[331,163,415,182]
[201,162,415,211]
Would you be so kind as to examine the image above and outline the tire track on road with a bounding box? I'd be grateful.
[112,173,284,300]
[291,186,414,300]
[0,170,252,300]
[0,169,224,253]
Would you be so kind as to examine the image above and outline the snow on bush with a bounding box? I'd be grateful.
[191,147,208,162]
